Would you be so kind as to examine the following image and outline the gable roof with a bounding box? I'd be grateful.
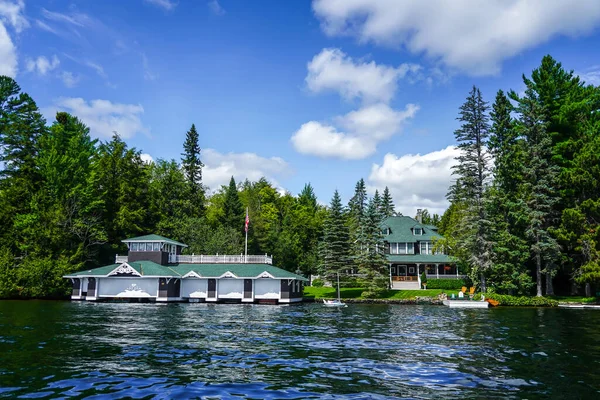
[122,234,187,247]
[64,261,308,281]
[381,216,443,243]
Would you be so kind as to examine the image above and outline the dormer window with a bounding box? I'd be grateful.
[414,228,423,235]
[383,227,391,235]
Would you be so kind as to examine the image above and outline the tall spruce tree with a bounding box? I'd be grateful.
[181,124,205,215]
[348,179,368,271]
[318,190,350,277]
[357,196,388,296]
[512,86,561,296]
[381,186,396,217]
[221,176,244,232]
[448,86,493,292]
[487,90,531,294]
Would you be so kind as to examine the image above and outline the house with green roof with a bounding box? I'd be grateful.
[64,234,307,304]
[381,214,460,289]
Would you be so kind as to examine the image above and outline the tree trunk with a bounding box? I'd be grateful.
[480,274,487,293]
[545,271,554,296]
[585,283,592,298]
[536,252,542,297]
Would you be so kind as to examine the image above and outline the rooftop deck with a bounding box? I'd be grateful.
[115,254,273,265]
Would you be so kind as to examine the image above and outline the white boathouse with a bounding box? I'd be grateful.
[64,234,307,304]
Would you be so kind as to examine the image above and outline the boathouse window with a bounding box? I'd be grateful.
[131,242,139,251]
[153,242,160,251]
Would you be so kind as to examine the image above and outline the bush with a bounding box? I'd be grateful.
[311,278,324,287]
[420,271,427,288]
[426,279,467,290]
[484,293,559,307]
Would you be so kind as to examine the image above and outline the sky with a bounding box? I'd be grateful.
[2,0,600,216]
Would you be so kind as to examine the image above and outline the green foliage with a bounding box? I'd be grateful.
[425,279,468,290]
[420,271,428,287]
[221,176,244,232]
[318,190,350,277]
[311,278,324,287]
[483,293,559,307]
[181,123,205,215]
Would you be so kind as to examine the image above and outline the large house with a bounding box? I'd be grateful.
[382,214,459,289]
[64,234,307,304]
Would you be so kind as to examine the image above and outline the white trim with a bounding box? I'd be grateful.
[278,297,303,303]
[219,271,238,279]
[182,271,202,279]
[122,239,188,248]
[107,263,142,277]
[156,297,183,302]
[256,271,275,279]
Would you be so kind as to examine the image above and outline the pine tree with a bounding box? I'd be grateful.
[513,87,561,296]
[181,124,205,215]
[487,90,532,294]
[357,196,388,297]
[221,176,244,232]
[381,186,395,217]
[318,190,350,277]
[447,86,493,292]
[348,179,368,271]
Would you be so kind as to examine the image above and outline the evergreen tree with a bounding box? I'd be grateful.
[513,87,561,296]
[357,196,388,297]
[448,86,493,291]
[381,186,395,217]
[318,190,350,277]
[221,176,244,232]
[181,123,205,215]
[348,178,368,271]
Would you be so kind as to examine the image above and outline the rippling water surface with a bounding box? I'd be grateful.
[0,301,599,399]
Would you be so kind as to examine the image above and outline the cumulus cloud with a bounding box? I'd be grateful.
[144,0,177,11]
[46,97,148,139]
[306,48,420,103]
[292,103,418,159]
[140,153,154,164]
[202,149,291,191]
[368,145,460,216]
[26,54,60,75]
[0,0,27,78]
[61,71,79,88]
[312,0,600,75]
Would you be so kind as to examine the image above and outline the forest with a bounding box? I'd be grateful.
[0,55,599,299]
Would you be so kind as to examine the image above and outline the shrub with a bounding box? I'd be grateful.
[484,293,559,307]
[426,279,467,290]
[311,278,324,287]
[420,271,428,288]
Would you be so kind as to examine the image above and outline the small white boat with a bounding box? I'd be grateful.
[443,299,489,308]
[322,273,347,307]
[323,299,347,307]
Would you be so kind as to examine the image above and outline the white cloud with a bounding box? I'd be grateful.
[25,54,59,75]
[0,0,27,78]
[207,0,225,16]
[202,149,291,191]
[0,0,28,33]
[144,0,177,11]
[577,66,600,86]
[306,48,420,103]
[292,103,418,159]
[368,145,460,216]
[0,22,16,77]
[41,8,86,27]
[47,97,148,139]
[141,53,158,81]
[140,153,154,164]
[61,71,79,88]
[312,0,600,75]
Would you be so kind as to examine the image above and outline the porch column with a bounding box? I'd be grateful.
[436,264,439,279]
[456,265,459,277]
[389,264,392,288]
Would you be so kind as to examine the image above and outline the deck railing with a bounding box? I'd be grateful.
[115,254,273,264]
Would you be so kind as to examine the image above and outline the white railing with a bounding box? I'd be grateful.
[116,253,273,264]
[173,254,273,264]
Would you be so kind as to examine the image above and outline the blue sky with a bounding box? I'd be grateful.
[2,0,600,215]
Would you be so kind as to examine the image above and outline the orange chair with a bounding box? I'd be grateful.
[461,286,467,293]
[469,287,475,299]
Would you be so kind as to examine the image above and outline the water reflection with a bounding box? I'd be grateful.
[0,301,599,399]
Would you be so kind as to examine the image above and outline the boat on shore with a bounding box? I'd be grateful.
[323,273,347,307]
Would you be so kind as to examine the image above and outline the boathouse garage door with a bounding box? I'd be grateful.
[254,279,279,299]
[181,279,208,298]
[218,279,243,299]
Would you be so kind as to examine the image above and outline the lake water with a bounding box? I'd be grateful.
[0,301,599,399]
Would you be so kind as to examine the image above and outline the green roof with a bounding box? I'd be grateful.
[122,234,187,247]
[64,261,307,281]
[387,254,455,264]
[381,216,443,243]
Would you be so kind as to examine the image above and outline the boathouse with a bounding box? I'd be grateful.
[382,214,460,289]
[64,234,307,304]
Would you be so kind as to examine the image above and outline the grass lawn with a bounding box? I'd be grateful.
[303,286,458,300]
[548,295,598,304]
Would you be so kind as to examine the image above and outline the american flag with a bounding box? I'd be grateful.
[245,208,249,233]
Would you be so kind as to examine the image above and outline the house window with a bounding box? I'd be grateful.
[421,241,433,255]
[153,242,160,251]
[391,243,415,255]
[131,242,139,251]
[414,228,423,235]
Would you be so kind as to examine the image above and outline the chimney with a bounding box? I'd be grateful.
[416,209,422,223]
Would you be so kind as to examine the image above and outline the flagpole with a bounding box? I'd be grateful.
[244,207,248,263]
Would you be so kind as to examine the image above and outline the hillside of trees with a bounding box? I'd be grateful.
[1,55,599,299]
